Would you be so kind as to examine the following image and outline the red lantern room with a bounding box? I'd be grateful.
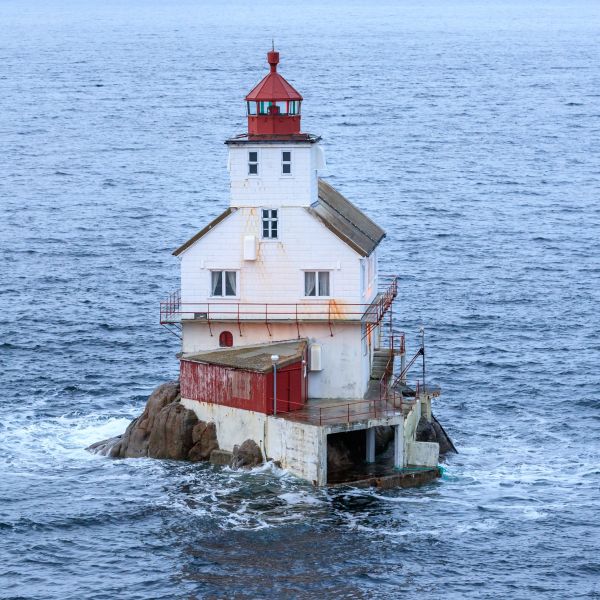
[245,49,303,136]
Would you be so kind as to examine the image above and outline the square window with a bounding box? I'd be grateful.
[304,271,330,296]
[248,151,258,175]
[281,151,292,175]
[262,208,278,239]
[211,271,237,297]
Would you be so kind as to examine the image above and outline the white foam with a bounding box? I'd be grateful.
[279,491,326,506]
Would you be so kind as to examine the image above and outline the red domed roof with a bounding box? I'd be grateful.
[245,50,303,102]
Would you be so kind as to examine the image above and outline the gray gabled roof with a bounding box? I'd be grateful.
[172,180,385,258]
[306,179,386,257]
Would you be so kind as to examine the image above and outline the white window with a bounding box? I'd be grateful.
[282,151,291,175]
[248,151,258,175]
[304,271,330,297]
[262,209,278,239]
[360,260,367,295]
[211,271,237,297]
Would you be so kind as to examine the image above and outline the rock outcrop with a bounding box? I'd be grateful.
[375,425,394,454]
[147,402,198,459]
[188,421,219,462]
[231,439,263,468]
[416,414,457,456]
[87,381,220,462]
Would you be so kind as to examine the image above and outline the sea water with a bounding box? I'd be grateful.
[1,1,599,598]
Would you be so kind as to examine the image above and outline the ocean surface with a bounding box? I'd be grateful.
[1,1,599,598]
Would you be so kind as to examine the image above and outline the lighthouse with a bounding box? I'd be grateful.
[160,50,442,486]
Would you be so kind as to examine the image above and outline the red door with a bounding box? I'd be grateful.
[276,370,290,413]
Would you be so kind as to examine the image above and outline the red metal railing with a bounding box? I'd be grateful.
[273,396,404,425]
[160,277,398,337]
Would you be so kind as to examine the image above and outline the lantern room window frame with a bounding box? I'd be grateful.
[246,100,301,116]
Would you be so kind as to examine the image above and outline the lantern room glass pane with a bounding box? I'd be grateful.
[247,102,257,115]
[288,101,301,115]
[276,101,287,114]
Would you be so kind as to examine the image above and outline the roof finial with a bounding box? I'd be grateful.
[272,38,275,52]
[267,45,279,73]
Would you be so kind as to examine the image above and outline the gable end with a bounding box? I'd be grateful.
[173,208,237,256]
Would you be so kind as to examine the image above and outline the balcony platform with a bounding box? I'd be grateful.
[277,396,414,430]
[159,278,398,330]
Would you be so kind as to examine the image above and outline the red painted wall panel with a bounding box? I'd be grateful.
[180,357,307,415]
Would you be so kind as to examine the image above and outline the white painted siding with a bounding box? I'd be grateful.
[179,207,362,306]
[182,321,368,399]
[228,143,322,207]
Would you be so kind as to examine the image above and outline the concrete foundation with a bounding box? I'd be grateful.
[181,392,442,486]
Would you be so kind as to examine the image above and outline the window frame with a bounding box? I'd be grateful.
[281,150,292,176]
[303,270,332,298]
[248,151,259,176]
[261,208,279,240]
[210,270,239,298]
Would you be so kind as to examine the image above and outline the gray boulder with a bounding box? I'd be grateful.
[88,380,181,458]
[327,442,353,473]
[231,439,263,468]
[188,421,219,462]
[375,425,394,454]
[415,414,457,456]
[147,402,198,459]
[432,416,457,455]
[416,416,437,444]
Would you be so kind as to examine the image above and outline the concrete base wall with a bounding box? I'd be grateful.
[181,398,327,485]
[181,397,438,485]
[407,441,440,467]
[266,417,326,485]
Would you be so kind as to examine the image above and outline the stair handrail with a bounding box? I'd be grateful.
[391,347,423,390]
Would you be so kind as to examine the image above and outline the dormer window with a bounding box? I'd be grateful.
[262,209,278,239]
[248,151,258,175]
[282,151,291,175]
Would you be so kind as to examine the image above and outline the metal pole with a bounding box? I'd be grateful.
[273,363,277,415]
[420,326,425,394]
[271,354,279,416]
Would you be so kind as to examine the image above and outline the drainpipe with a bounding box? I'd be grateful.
[271,354,279,416]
